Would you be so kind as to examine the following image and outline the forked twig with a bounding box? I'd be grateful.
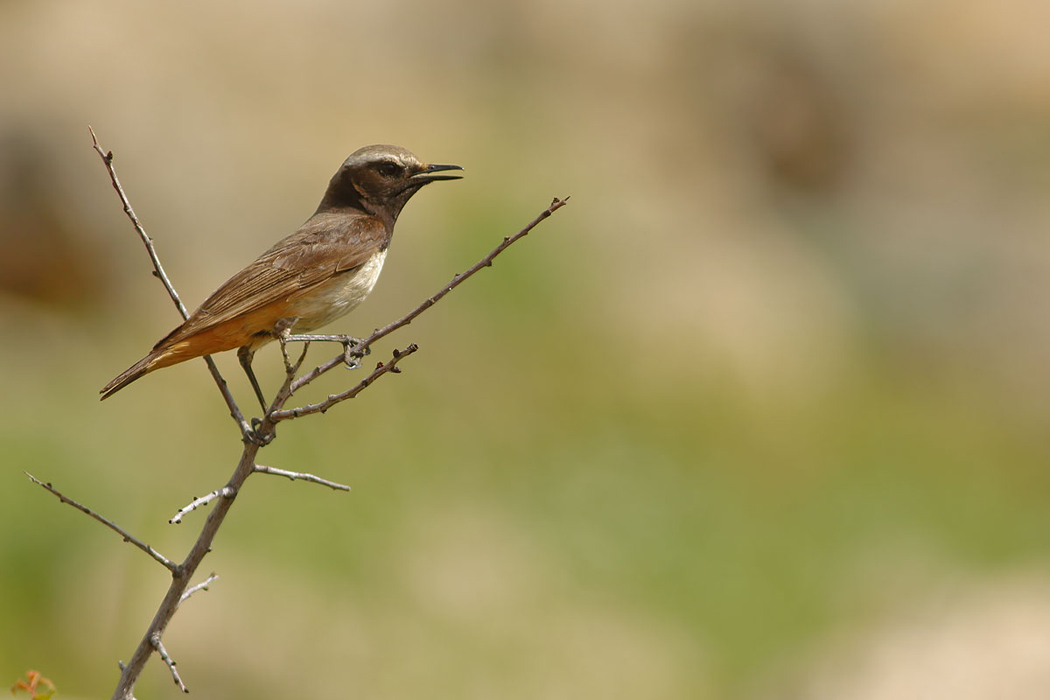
[77,129,570,700]
[271,345,418,421]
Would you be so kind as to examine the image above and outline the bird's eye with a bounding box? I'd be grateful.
[375,161,403,178]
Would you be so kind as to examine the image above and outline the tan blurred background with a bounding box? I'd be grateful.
[4,0,1050,698]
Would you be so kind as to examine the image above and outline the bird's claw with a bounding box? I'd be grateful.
[243,418,275,446]
[342,339,370,369]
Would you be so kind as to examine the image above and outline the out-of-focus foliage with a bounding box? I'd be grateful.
[3,1,1050,698]
[11,670,56,700]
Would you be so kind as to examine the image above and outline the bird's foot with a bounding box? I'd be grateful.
[243,417,275,447]
[342,337,370,369]
[275,332,369,369]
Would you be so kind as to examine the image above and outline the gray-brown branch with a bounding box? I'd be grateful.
[289,197,570,393]
[90,128,253,441]
[25,472,177,572]
[271,344,418,422]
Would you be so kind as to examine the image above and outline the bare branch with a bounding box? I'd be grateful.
[88,125,567,700]
[364,197,570,347]
[89,127,255,442]
[169,487,234,525]
[25,472,176,572]
[89,126,187,317]
[150,634,188,693]
[290,197,570,393]
[271,345,418,422]
[115,663,141,700]
[112,441,262,700]
[253,464,351,491]
[178,574,219,606]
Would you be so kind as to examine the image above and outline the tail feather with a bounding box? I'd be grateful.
[100,316,259,400]
[99,353,161,400]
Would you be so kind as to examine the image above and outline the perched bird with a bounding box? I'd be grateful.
[100,144,461,406]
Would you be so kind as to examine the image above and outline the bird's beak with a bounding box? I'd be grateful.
[412,163,464,184]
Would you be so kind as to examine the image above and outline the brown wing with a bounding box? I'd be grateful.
[155,210,388,349]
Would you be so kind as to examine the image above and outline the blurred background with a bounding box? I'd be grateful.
[3,0,1050,697]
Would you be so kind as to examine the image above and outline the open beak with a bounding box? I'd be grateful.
[412,163,464,185]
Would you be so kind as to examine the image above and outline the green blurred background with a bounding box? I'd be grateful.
[4,1,1050,698]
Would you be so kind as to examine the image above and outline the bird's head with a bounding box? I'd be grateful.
[317,144,462,221]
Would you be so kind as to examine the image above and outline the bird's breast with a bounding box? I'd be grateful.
[288,249,388,331]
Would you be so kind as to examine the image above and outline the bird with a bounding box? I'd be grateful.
[100,144,462,407]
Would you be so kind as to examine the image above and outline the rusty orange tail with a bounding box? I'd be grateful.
[99,352,166,400]
[100,306,286,400]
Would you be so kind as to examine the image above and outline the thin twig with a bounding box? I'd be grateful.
[254,464,351,491]
[25,472,177,572]
[290,197,570,394]
[150,634,188,693]
[169,487,235,525]
[90,127,255,442]
[363,197,570,348]
[271,345,418,422]
[89,126,187,316]
[178,574,219,606]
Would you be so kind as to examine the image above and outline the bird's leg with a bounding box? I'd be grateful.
[282,333,370,369]
[271,316,313,377]
[277,334,294,373]
[237,345,268,415]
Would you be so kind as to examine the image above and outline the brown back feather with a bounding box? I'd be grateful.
[154,210,388,350]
